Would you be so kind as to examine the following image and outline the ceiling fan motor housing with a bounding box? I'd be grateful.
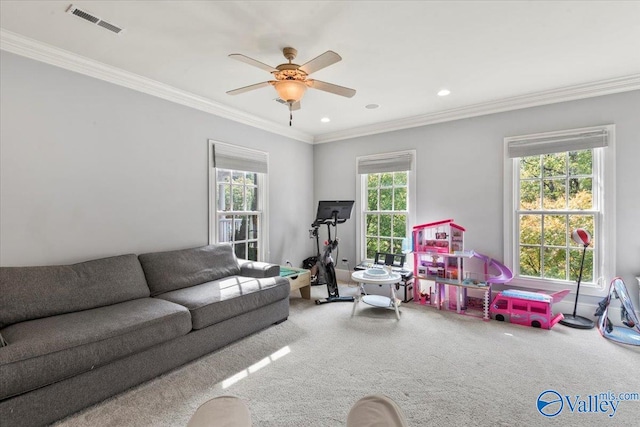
[273,66,307,81]
[274,48,308,81]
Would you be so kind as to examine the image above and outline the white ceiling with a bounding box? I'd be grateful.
[1,1,639,143]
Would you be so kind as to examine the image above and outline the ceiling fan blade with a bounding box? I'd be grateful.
[226,81,273,95]
[290,101,301,111]
[307,80,356,98]
[229,54,278,73]
[298,51,342,75]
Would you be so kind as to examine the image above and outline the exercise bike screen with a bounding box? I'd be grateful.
[315,200,354,221]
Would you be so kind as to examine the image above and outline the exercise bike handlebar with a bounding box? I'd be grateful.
[311,217,347,228]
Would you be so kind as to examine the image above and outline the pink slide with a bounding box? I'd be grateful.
[470,252,513,284]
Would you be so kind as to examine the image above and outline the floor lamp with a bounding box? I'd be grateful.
[559,228,595,329]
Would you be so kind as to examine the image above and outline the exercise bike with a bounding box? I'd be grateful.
[306,224,325,286]
[312,201,355,305]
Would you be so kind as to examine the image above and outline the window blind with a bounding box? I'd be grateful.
[507,129,608,158]
[213,142,268,174]
[357,150,414,174]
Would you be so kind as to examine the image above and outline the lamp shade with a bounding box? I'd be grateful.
[274,80,307,103]
[571,228,591,246]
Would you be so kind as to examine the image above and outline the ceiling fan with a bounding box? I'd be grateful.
[226,47,356,126]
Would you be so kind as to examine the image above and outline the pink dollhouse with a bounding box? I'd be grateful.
[412,219,464,254]
[412,219,514,321]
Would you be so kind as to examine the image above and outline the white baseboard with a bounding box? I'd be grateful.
[335,268,355,285]
[336,268,640,323]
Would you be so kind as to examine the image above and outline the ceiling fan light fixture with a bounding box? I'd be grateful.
[227,47,356,127]
[274,80,307,103]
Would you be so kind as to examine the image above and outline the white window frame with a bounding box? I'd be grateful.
[503,125,615,297]
[355,150,416,263]
[208,140,269,261]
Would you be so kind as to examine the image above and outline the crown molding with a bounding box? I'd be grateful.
[3,29,638,146]
[0,29,314,144]
[313,74,640,144]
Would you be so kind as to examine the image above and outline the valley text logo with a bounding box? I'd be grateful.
[537,389,640,418]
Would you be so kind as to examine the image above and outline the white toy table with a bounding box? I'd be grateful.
[351,270,402,320]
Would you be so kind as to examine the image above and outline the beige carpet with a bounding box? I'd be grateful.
[55,284,640,426]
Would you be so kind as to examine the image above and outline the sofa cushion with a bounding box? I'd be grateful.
[155,275,290,330]
[238,259,280,278]
[139,244,241,296]
[0,254,150,329]
[0,298,191,400]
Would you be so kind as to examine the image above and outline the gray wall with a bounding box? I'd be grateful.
[314,90,640,306]
[2,50,639,307]
[0,51,314,267]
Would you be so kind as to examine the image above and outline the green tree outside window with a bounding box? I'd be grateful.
[365,171,408,259]
[517,150,594,282]
[216,169,260,261]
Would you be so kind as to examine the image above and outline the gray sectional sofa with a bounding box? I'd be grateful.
[0,243,290,427]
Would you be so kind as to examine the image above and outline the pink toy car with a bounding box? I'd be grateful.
[490,289,570,329]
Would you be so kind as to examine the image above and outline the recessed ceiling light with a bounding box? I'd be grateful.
[321,117,331,123]
[437,89,451,97]
[365,104,379,109]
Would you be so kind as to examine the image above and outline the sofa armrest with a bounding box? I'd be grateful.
[237,259,280,278]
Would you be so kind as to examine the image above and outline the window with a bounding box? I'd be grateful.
[215,169,260,260]
[364,172,408,258]
[209,141,268,261]
[531,305,546,314]
[504,125,615,295]
[513,302,528,312]
[356,150,416,262]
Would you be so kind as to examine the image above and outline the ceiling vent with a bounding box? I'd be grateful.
[66,4,124,34]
